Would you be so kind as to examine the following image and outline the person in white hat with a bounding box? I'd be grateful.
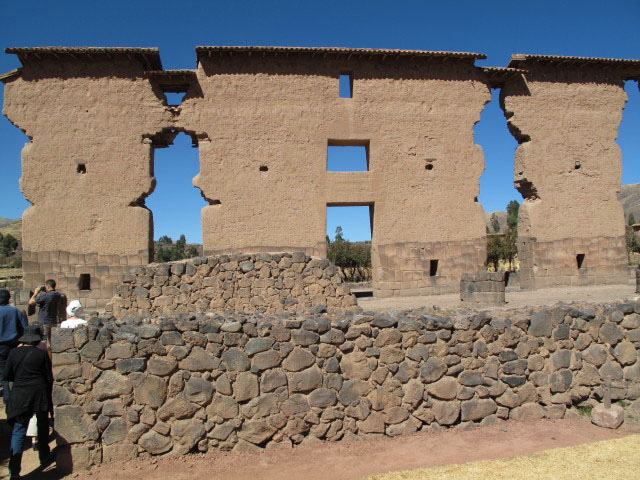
[59,300,87,329]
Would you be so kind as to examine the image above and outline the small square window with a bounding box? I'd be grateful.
[78,274,91,291]
[327,140,370,171]
[339,74,352,98]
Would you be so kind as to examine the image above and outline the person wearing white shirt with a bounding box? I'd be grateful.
[59,300,87,329]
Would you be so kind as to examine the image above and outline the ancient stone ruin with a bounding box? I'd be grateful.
[50,300,640,467]
[2,47,639,308]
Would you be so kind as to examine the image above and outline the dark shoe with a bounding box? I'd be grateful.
[39,451,55,467]
[32,440,38,451]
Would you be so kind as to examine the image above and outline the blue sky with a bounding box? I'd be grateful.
[1,0,639,243]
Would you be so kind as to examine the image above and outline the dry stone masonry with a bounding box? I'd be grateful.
[3,47,639,306]
[460,271,505,305]
[106,253,358,317]
[50,299,640,468]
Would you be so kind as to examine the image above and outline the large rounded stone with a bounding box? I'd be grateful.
[206,394,239,419]
[283,348,315,372]
[549,370,573,393]
[583,344,608,367]
[134,375,167,408]
[233,372,259,401]
[338,380,372,406]
[599,323,624,345]
[432,400,460,426]
[461,399,497,422]
[289,366,323,393]
[171,419,206,455]
[147,357,178,376]
[179,346,219,371]
[428,377,458,400]
[138,430,172,455]
[222,348,250,372]
[613,341,637,366]
[237,420,276,444]
[103,418,128,446]
[184,377,214,405]
[420,358,447,383]
[93,371,133,400]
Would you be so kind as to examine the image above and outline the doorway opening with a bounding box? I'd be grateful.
[326,204,373,286]
[146,130,206,262]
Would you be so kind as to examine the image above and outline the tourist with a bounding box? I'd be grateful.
[3,324,55,478]
[60,300,87,329]
[28,279,65,342]
[0,289,28,405]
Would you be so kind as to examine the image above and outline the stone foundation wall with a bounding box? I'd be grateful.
[460,272,505,305]
[22,249,148,309]
[373,239,486,298]
[50,300,640,469]
[106,253,358,317]
[517,236,629,289]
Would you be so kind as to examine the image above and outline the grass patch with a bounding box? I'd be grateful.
[576,406,593,416]
[361,435,640,480]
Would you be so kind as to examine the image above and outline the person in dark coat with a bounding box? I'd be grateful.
[3,324,54,479]
[0,288,28,404]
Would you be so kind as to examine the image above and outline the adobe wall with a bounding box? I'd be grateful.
[502,57,631,289]
[178,50,490,298]
[49,300,640,469]
[2,50,170,308]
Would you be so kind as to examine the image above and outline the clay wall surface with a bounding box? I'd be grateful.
[502,58,632,289]
[2,50,170,307]
[178,51,490,297]
[106,253,358,317]
[49,300,640,469]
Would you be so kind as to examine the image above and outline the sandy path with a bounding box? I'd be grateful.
[358,284,638,312]
[40,418,634,480]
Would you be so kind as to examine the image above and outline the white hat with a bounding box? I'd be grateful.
[66,300,84,317]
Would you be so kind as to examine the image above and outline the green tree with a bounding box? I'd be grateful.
[158,235,173,244]
[486,235,503,272]
[629,213,637,226]
[506,200,520,230]
[490,213,500,233]
[327,226,371,282]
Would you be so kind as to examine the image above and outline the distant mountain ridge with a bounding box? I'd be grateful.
[0,218,18,228]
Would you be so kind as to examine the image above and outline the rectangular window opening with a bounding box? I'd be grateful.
[327,140,370,171]
[164,92,186,106]
[78,273,91,291]
[430,259,439,277]
[339,73,352,98]
[576,253,585,269]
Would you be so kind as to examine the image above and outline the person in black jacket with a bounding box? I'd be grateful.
[3,324,54,479]
[0,289,28,404]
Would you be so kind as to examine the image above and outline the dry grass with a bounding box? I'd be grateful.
[362,434,640,480]
[0,267,22,280]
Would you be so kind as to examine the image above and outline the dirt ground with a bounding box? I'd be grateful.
[11,417,634,480]
[358,283,638,312]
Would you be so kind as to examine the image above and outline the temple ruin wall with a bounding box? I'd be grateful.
[502,59,631,289]
[2,47,639,306]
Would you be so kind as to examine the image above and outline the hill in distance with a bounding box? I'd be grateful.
[0,218,18,228]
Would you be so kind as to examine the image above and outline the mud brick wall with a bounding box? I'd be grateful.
[50,300,640,469]
[460,272,505,305]
[106,253,358,317]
